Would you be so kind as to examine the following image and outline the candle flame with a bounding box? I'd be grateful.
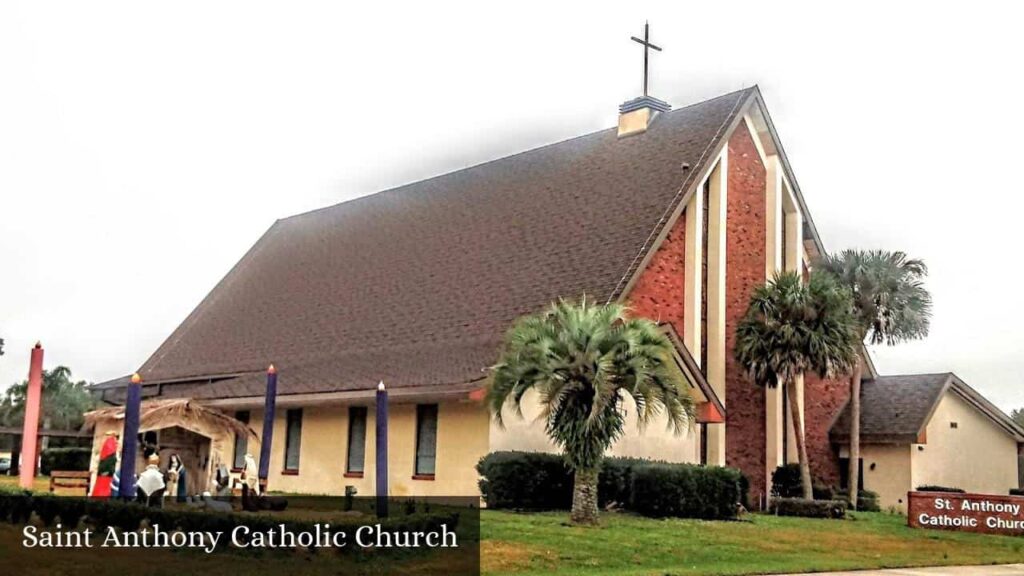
[130,373,142,384]
[378,380,386,391]
[268,364,277,375]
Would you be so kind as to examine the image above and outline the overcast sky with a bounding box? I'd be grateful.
[1,2,1022,411]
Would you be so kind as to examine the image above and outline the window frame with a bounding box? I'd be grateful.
[345,406,368,478]
[413,404,438,480]
[838,457,864,490]
[282,408,303,475]
[231,410,251,472]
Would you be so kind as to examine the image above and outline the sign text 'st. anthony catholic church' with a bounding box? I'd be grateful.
[910,492,1024,534]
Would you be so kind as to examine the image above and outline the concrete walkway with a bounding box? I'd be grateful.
[785,566,1024,575]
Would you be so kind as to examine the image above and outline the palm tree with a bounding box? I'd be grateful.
[487,298,695,525]
[735,272,858,500]
[820,250,931,509]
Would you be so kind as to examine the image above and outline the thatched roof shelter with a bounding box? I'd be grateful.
[83,398,257,440]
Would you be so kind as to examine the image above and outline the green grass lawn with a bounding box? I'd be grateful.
[5,476,1024,575]
[481,509,1024,576]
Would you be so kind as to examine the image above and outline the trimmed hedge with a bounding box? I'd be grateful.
[812,484,834,501]
[630,464,746,520]
[769,465,878,511]
[916,485,965,493]
[1010,488,1024,496]
[40,447,91,475]
[476,452,572,510]
[597,457,650,508]
[836,489,880,512]
[477,451,748,520]
[771,497,847,519]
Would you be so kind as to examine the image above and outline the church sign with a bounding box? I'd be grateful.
[908,491,1024,535]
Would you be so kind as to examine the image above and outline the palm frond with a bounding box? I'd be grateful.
[820,249,932,345]
[735,271,859,387]
[486,296,696,471]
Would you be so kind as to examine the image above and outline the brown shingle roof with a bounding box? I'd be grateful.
[132,88,754,399]
[830,373,1024,444]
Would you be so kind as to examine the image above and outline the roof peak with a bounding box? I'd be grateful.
[280,87,758,224]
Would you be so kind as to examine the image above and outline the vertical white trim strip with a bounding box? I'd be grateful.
[705,148,729,467]
[683,182,704,364]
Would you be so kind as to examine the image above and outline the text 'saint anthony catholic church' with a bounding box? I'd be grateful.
[92,27,1024,512]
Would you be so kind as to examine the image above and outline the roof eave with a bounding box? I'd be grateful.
[658,323,726,422]
[947,374,1024,442]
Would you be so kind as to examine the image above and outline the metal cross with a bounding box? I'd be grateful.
[631,22,662,97]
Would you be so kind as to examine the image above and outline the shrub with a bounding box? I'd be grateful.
[835,488,881,512]
[855,490,881,512]
[40,447,92,475]
[737,472,751,510]
[1010,488,1024,496]
[630,464,746,520]
[476,452,572,510]
[916,485,965,493]
[770,464,802,498]
[597,457,645,508]
[771,497,847,519]
[477,451,748,519]
[812,484,834,501]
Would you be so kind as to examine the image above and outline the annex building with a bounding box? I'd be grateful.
[91,87,1024,510]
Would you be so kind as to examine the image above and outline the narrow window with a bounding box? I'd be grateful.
[346,406,368,475]
[839,457,865,490]
[232,410,250,470]
[780,205,789,271]
[782,384,790,465]
[414,404,438,477]
[284,408,303,473]
[699,423,708,465]
[700,178,710,369]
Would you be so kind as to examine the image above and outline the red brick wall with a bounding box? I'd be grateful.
[625,123,848,500]
[627,212,686,336]
[722,125,769,501]
[801,261,848,488]
[804,373,849,487]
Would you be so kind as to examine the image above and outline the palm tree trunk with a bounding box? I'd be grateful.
[570,467,600,525]
[848,355,863,510]
[787,377,813,500]
[42,417,52,451]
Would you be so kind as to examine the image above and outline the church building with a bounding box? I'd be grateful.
[91,84,1023,510]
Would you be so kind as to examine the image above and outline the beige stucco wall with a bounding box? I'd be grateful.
[87,399,490,498]
[861,444,913,512]
[911,391,1019,498]
[243,399,489,497]
[488,388,700,463]
[858,390,1020,513]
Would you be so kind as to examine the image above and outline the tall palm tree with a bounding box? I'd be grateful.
[487,298,695,525]
[821,250,931,509]
[735,272,858,500]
